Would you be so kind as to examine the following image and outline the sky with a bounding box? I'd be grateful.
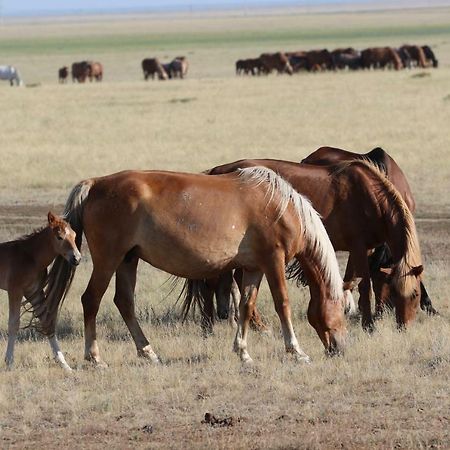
[0,0,374,16]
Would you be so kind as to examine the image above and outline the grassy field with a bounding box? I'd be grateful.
[0,6,449,449]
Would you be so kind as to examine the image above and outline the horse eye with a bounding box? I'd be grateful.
[57,235,63,241]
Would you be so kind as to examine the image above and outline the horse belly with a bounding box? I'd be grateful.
[135,216,247,279]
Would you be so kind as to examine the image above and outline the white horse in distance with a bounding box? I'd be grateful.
[0,65,24,86]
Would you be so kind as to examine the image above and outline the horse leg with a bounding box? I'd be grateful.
[342,256,358,316]
[420,282,439,315]
[349,249,373,331]
[114,257,160,363]
[48,336,72,371]
[229,276,240,327]
[233,270,263,364]
[5,291,22,368]
[265,260,310,363]
[81,266,116,366]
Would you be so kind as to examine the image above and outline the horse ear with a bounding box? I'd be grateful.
[48,211,57,226]
[380,267,393,275]
[410,265,424,276]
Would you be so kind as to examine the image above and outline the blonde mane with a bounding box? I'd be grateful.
[337,160,422,298]
[238,166,343,301]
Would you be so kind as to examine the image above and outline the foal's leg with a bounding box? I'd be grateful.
[113,257,160,363]
[5,291,22,368]
[24,288,72,371]
[233,270,263,364]
[81,266,116,365]
[265,260,310,363]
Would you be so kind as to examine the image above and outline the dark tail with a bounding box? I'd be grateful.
[32,179,93,336]
[178,278,213,325]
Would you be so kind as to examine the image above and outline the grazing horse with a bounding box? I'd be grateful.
[203,159,423,330]
[142,58,168,80]
[301,146,437,316]
[37,168,347,366]
[422,45,438,68]
[361,47,403,70]
[169,56,189,78]
[260,53,293,75]
[400,45,427,68]
[1,213,81,370]
[0,65,23,86]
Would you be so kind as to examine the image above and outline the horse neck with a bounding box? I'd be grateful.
[23,228,57,269]
[297,252,338,303]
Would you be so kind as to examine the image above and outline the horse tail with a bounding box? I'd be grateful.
[237,166,343,301]
[33,179,93,336]
[178,278,211,323]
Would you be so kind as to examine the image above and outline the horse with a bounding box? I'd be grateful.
[0,65,23,86]
[58,66,69,83]
[301,146,437,316]
[1,212,81,370]
[71,61,90,83]
[422,45,438,68]
[88,62,103,82]
[260,53,293,75]
[361,47,403,70]
[400,45,427,68]
[36,168,347,366]
[169,56,189,78]
[142,58,168,80]
[200,159,423,331]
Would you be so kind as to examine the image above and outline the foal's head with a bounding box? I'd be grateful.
[48,212,81,266]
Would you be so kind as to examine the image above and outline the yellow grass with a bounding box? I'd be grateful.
[0,6,449,449]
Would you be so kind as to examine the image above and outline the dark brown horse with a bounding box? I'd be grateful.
[361,47,403,70]
[142,58,168,80]
[58,66,68,83]
[201,159,423,330]
[301,146,437,316]
[1,212,80,370]
[260,53,293,75]
[40,168,346,366]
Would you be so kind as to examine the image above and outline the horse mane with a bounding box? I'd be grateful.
[13,225,47,243]
[335,160,422,299]
[237,166,343,301]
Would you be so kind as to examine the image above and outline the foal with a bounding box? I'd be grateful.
[1,212,81,370]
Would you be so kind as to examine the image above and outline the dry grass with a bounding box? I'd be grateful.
[0,6,449,449]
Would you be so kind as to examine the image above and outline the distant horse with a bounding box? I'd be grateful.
[202,159,423,330]
[58,66,69,83]
[0,65,23,86]
[142,58,168,80]
[88,62,103,82]
[71,61,90,83]
[422,45,438,68]
[1,212,81,370]
[301,146,437,316]
[37,168,347,366]
[400,45,427,68]
[260,53,293,75]
[170,56,189,78]
[361,47,403,70]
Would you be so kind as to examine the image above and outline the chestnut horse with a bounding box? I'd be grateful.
[38,168,346,365]
[199,159,423,330]
[1,212,80,370]
[301,146,437,316]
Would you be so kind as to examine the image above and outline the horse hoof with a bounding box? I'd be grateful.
[138,346,161,364]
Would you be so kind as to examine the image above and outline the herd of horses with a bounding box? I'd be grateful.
[58,61,104,83]
[236,44,438,75]
[1,146,439,371]
[142,56,189,80]
[1,44,437,87]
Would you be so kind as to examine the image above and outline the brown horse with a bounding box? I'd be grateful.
[301,146,437,316]
[88,62,103,82]
[1,212,80,370]
[38,168,346,366]
[361,47,403,70]
[202,159,423,330]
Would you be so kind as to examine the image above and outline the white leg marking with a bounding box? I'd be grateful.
[48,336,72,371]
